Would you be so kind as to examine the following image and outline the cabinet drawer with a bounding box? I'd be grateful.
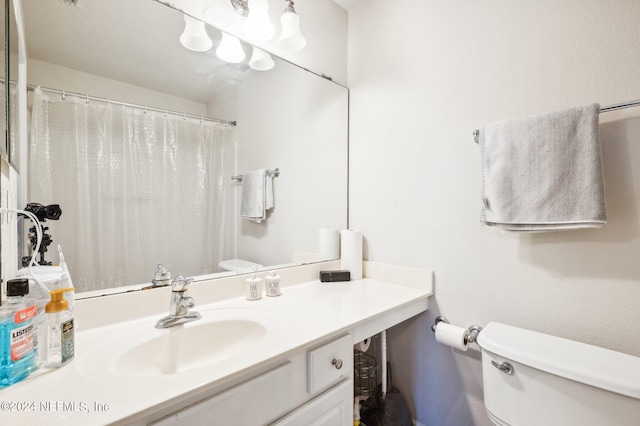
[307,334,353,394]
[151,362,294,426]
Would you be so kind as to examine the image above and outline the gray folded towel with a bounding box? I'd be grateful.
[480,103,606,231]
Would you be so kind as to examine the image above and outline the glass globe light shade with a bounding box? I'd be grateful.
[180,15,213,52]
[278,9,306,51]
[249,47,275,71]
[203,0,238,29]
[243,0,275,41]
[216,32,246,63]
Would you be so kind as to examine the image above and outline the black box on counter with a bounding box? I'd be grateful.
[319,270,351,282]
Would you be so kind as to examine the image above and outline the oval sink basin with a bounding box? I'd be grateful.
[116,319,266,377]
[79,308,279,378]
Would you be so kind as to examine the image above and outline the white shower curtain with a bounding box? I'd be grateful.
[29,89,231,293]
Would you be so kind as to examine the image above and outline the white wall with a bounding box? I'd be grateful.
[347,0,640,424]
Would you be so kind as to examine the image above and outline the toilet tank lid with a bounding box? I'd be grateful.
[477,322,640,400]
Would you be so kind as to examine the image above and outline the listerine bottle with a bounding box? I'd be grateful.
[0,279,38,387]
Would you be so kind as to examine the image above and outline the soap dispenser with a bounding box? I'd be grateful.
[38,288,75,368]
[265,271,281,297]
[245,274,262,300]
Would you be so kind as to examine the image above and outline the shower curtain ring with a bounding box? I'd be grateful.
[61,90,66,100]
[85,94,89,104]
[183,112,186,121]
[144,106,147,114]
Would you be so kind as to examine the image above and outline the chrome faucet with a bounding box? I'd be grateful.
[155,276,202,329]
[152,263,171,287]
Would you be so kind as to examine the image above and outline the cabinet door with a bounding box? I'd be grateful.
[151,362,294,426]
[272,379,353,426]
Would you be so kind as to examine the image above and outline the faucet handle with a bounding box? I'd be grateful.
[171,275,194,291]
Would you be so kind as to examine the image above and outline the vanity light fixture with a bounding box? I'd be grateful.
[216,32,246,63]
[278,0,306,51]
[180,15,213,52]
[249,46,275,71]
[57,0,86,8]
[243,0,276,41]
[230,0,249,17]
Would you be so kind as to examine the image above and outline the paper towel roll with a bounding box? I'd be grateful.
[340,229,363,280]
[435,323,469,351]
[355,338,371,352]
[318,228,340,260]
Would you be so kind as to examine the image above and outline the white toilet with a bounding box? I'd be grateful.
[218,258,263,273]
[477,322,640,426]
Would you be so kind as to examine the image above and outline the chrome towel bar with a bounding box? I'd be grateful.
[231,168,280,183]
[473,99,640,144]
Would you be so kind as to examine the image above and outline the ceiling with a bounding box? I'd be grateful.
[20,0,254,104]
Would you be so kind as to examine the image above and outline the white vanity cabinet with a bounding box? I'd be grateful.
[0,264,432,426]
[151,334,354,426]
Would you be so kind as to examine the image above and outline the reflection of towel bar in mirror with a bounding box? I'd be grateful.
[472,98,640,144]
[231,168,280,183]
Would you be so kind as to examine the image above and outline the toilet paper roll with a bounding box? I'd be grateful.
[318,228,340,260]
[340,229,363,280]
[355,338,371,352]
[435,323,469,351]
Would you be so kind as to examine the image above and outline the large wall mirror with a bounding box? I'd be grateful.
[13,0,348,297]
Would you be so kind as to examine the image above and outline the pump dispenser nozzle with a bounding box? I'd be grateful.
[46,288,74,313]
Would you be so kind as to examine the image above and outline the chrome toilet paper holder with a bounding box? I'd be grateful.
[431,316,483,344]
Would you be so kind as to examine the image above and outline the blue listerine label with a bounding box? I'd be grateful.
[61,319,74,364]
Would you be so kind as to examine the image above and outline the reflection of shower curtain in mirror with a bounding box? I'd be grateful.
[29,90,230,293]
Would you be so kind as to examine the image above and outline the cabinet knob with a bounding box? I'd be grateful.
[332,358,343,369]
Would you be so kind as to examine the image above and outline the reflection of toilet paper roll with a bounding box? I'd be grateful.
[356,338,371,352]
[340,230,363,279]
[319,229,340,260]
[435,323,469,351]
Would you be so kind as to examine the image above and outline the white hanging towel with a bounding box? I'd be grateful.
[480,103,606,231]
[240,169,274,223]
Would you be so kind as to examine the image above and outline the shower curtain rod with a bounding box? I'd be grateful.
[26,84,237,127]
[472,99,640,143]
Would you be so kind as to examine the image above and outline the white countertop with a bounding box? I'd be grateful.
[0,261,432,425]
